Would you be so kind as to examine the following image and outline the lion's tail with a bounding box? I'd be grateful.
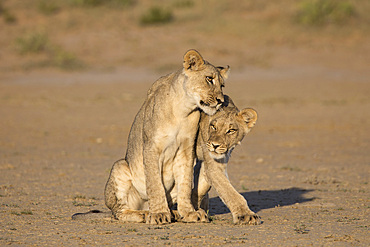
[71,210,112,221]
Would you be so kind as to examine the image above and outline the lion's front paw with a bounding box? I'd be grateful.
[181,209,209,223]
[234,213,261,225]
[146,212,172,225]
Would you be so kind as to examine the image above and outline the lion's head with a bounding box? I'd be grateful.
[182,49,229,115]
[205,96,257,161]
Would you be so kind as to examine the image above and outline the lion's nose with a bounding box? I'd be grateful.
[212,143,220,150]
[217,94,224,104]
[216,97,223,109]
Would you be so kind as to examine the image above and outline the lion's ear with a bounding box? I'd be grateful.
[183,49,204,71]
[238,108,257,129]
[217,66,230,80]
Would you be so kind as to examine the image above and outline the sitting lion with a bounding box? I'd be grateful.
[104,50,229,224]
[192,95,261,225]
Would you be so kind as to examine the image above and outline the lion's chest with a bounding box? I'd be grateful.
[160,112,199,162]
[159,111,200,186]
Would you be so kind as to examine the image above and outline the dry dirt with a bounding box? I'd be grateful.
[1,1,370,246]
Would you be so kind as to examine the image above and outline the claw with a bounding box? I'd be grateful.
[147,212,172,225]
[181,209,210,223]
[234,213,262,225]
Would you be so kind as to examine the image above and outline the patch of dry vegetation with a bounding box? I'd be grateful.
[0,0,369,72]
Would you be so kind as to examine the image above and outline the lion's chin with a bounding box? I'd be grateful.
[198,103,218,116]
[209,152,227,161]
[201,107,217,115]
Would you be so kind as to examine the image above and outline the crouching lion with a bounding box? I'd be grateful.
[104,50,229,224]
[192,95,261,225]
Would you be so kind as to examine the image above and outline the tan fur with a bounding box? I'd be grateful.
[104,50,229,224]
[192,95,261,225]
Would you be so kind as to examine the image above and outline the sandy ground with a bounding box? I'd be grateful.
[0,61,369,245]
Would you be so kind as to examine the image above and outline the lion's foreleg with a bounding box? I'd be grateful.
[204,160,261,225]
[143,145,172,224]
[174,146,209,223]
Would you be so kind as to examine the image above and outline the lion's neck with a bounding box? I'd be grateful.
[169,71,200,117]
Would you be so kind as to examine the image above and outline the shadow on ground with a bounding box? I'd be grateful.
[209,187,314,215]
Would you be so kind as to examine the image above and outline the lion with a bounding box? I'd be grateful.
[104,50,229,224]
[192,95,261,225]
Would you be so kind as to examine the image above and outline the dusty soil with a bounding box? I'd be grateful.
[0,1,369,246]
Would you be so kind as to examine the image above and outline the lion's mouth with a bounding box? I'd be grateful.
[210,150,226,156]
[199,100,222,113]
[207,143,234,161]
[207,145,228,156]
[200,100,210,107]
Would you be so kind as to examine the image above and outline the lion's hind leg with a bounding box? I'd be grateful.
[105,159,148,223]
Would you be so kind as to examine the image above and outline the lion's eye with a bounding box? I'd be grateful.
[206,76,214,84]
[210,124,216,131]
[227,129,236,134]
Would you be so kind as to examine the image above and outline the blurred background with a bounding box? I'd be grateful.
[1,0,369,74]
